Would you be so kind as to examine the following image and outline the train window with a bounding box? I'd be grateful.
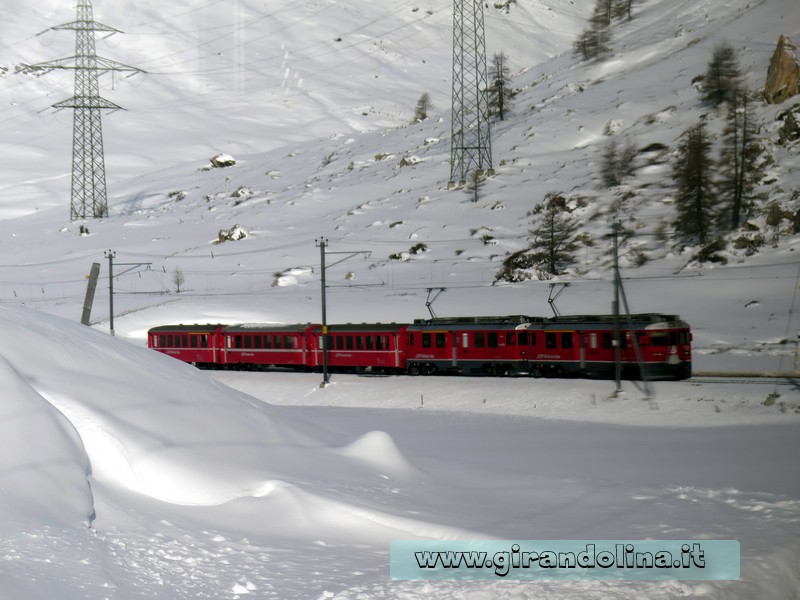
[356,336,364,350]
[190,335,198,349]
[285,336,296,349]
[435,333,447,348]
[167,334,173,347]
[561,333,573,349]
[264,335,272,349]
[201,335,208,348]
[183,335,190,348]
[422,333,432,348]
[488,332,498,348]
[244,336,252,349]
[275,335,283,349]
[602,333,613,349]
[377,336,385,350]
[545,332,557,348]
[235,336,243,349]
[518,331,529,345]
[366,336,374,350]
[254,336,262,349]
[462,333,469,348]
[680,332,690,345]
[506,333,515,346]
[408,333,414,345]
[335,336,344,350]
[346,336,354,350]
[649,332,668,346]
[475,332,485,348]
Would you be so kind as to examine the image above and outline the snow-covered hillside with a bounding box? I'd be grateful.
[1,0,799,378]
[1,0,800,598]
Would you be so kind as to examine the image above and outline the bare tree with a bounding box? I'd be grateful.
[717,88,764,230]
[488,52,514,121]
[172,267,185,294]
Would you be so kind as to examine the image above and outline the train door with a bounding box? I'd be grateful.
[556,330,579,364]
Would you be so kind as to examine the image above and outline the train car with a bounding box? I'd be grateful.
[536,314,692,379]
[221,324,314,370]
[147,324,225,367]
[308,323,408,373]
[406,316,542,376]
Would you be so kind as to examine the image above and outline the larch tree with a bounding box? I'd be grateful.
[488,51,514,121]
[702,42,741,107]
[673,122,716,245]
[717,88,764,230]
[527,192,581,276]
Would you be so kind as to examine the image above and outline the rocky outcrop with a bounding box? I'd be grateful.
[765,35,800,104]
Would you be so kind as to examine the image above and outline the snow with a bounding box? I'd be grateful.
[0,0,799,597]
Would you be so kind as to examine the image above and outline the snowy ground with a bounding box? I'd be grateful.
[0,306,798,599]
[2,0,800,597]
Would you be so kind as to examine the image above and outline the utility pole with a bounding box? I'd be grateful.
[315,239,373,387]
[104,250,151,337]
[317,238,329,386]
[105,250,115,335]
[30,0,142,220]
[612,223,622,393]
[449,0,494,187]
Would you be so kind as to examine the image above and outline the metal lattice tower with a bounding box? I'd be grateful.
[32,0,141,220]
[449,0,493,187]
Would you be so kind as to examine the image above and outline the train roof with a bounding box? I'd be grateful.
[311,323,409,333]
[223,323,316,333]
[548,313,684,324]
[412,315,543,326]
[148,324,225,333]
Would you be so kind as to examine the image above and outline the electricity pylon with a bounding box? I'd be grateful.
[449,0,494,187]
[31,0,142,220]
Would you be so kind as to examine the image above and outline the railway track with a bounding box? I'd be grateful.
[688,374,800,386]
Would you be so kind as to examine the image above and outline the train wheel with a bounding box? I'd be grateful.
[408,365,420,376]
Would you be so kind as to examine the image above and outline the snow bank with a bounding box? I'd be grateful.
[0,355,93,530]
[0,306,470,542]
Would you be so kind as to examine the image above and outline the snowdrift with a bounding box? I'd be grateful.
[0,306,469,542]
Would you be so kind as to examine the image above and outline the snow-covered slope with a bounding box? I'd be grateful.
[1,0,798,379]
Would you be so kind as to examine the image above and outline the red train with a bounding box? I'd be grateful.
[147,313,692,380]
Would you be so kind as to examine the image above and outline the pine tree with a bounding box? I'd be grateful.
[488,52,513,121]
[528,192,580,275]
[573,0,612,61]
[601,138,621,187]
[494,193,580,282]
[413,92,431,122]
[600,137,637,187]
[673,122,716,244]
[717,88,764,230]
[702,43,741,107]
[612,0,634,19]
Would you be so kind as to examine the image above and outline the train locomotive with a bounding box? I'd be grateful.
[147,313,692,380]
